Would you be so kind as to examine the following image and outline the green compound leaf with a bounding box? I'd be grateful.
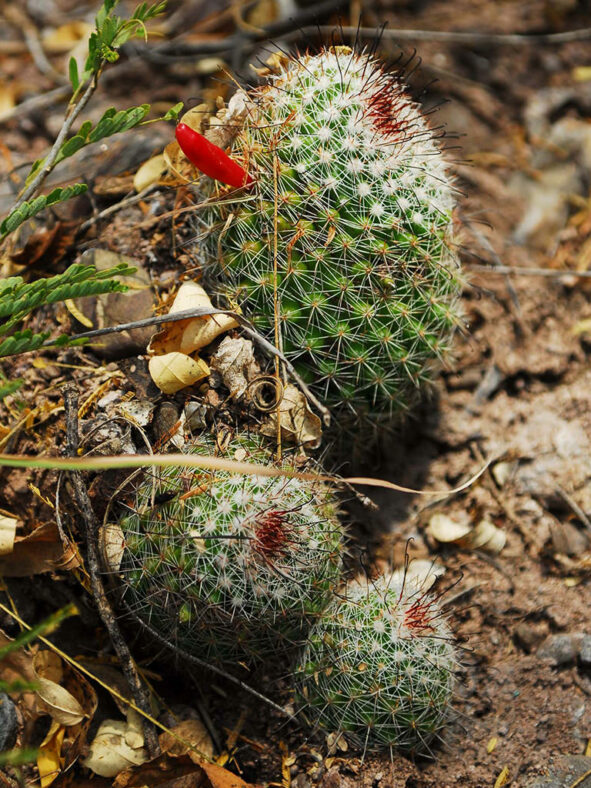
[0,184,88,238]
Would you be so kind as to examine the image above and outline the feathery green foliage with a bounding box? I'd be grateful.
[293,577,456,754]
[0,262,135,358]
[202,48,462,430]
[0,185,88,239]
[117,432,344,666]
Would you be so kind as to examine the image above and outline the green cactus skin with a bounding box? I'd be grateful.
[293,577,456,754]
[202,47,462,427]
[117,433,344,666]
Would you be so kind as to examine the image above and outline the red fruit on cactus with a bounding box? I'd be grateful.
[175,122,252,188]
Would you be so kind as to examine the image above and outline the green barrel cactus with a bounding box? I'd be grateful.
[117,432,344,666]
[200,46,462,426]
[293,576,456,753]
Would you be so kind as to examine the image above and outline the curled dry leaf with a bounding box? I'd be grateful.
[260,383,322,448]
[33,651,86,726]
[428,513,506,555]
[83,711,148,778]
[149,282,237,356]
[0,513,17,556]
[159,719,214,762]
[38,720,66,788]
[210,336,260,400]
[133,154,167,193]
[148,282,237,394]
[388,559,446,593]
[99,523,125,573]
[148,352,210,395]
[0,522,79,577]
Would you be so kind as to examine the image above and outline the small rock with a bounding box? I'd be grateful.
[580,635,591,666]
[537,633,584,665]
[153,402,180,445]
[292,776,312,788]
[0,692,18,751]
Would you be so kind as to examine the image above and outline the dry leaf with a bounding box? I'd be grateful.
[149,352,210,394]
[0,522,79,577]
[38,720,66,788]
[210,336,259,400]
[260,384,322,447]
[159,719,214,762]
[133,154,167,192]
[387,559,446,592]
[83,713,148,778]
[428,513,506,554]
[427,513,472,543]
[0,81,16,120]
[33,651,86,726]
[99,523,125,573]
[148,282,237,356]
[114,753,255,788]
[0,513,17,556]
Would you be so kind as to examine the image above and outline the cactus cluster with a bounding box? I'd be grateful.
[117,432,343,666]
[201,47,461,426]
[293,577,456,754]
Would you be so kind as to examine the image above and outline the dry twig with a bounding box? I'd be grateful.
[63,384,160,757]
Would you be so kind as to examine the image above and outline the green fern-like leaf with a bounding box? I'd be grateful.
[0,262,135,357]
[0,184,88,238]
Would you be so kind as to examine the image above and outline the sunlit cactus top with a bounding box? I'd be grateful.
[200,46,462,428]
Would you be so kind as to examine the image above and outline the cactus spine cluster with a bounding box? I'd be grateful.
[293,577,456,753]
[202,47,461,425]
[118,433,343,666]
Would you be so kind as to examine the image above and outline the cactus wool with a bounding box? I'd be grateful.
[293,577,456,754]
[116,433,343,666]
[200,47,462,427]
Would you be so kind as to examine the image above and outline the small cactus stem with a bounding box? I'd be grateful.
[293,576,457,754]
[199,47,463,433]
[117,432,344,666]
[175,123,253,188]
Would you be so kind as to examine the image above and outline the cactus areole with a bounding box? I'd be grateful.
[199,46,462,429]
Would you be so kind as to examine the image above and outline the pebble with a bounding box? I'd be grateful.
[0,692,18,751]
[580,635,591,666]
[537,633,585,665]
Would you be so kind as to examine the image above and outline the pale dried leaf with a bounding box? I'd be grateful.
[148,282,237,356]
[42,22,92,52]
[99,523,125,573]
[210,336,259,399]
[0,82,16,120]
[38,720,66,788]
[34,651,86,726]
[148,352,210,394]
[0,513,17,556]
[427,513,472,543]
[388,559,446,592]
[134,154,167,193]
[260,384,322,447]
[159,718,214,762]
[82,718,148,778]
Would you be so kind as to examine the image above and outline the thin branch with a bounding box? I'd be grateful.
[469,264,591,279]
[63,385,160,758]
[315,24,591,46]
[79,185,160,232]
[11,78,96,211]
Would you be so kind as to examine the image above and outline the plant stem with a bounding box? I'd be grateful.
[11,78,97,211]
[63,384,160,758]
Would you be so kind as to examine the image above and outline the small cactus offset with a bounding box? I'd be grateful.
[117,432,344,666]
[197,46,462,426]
[293,577,456,754]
